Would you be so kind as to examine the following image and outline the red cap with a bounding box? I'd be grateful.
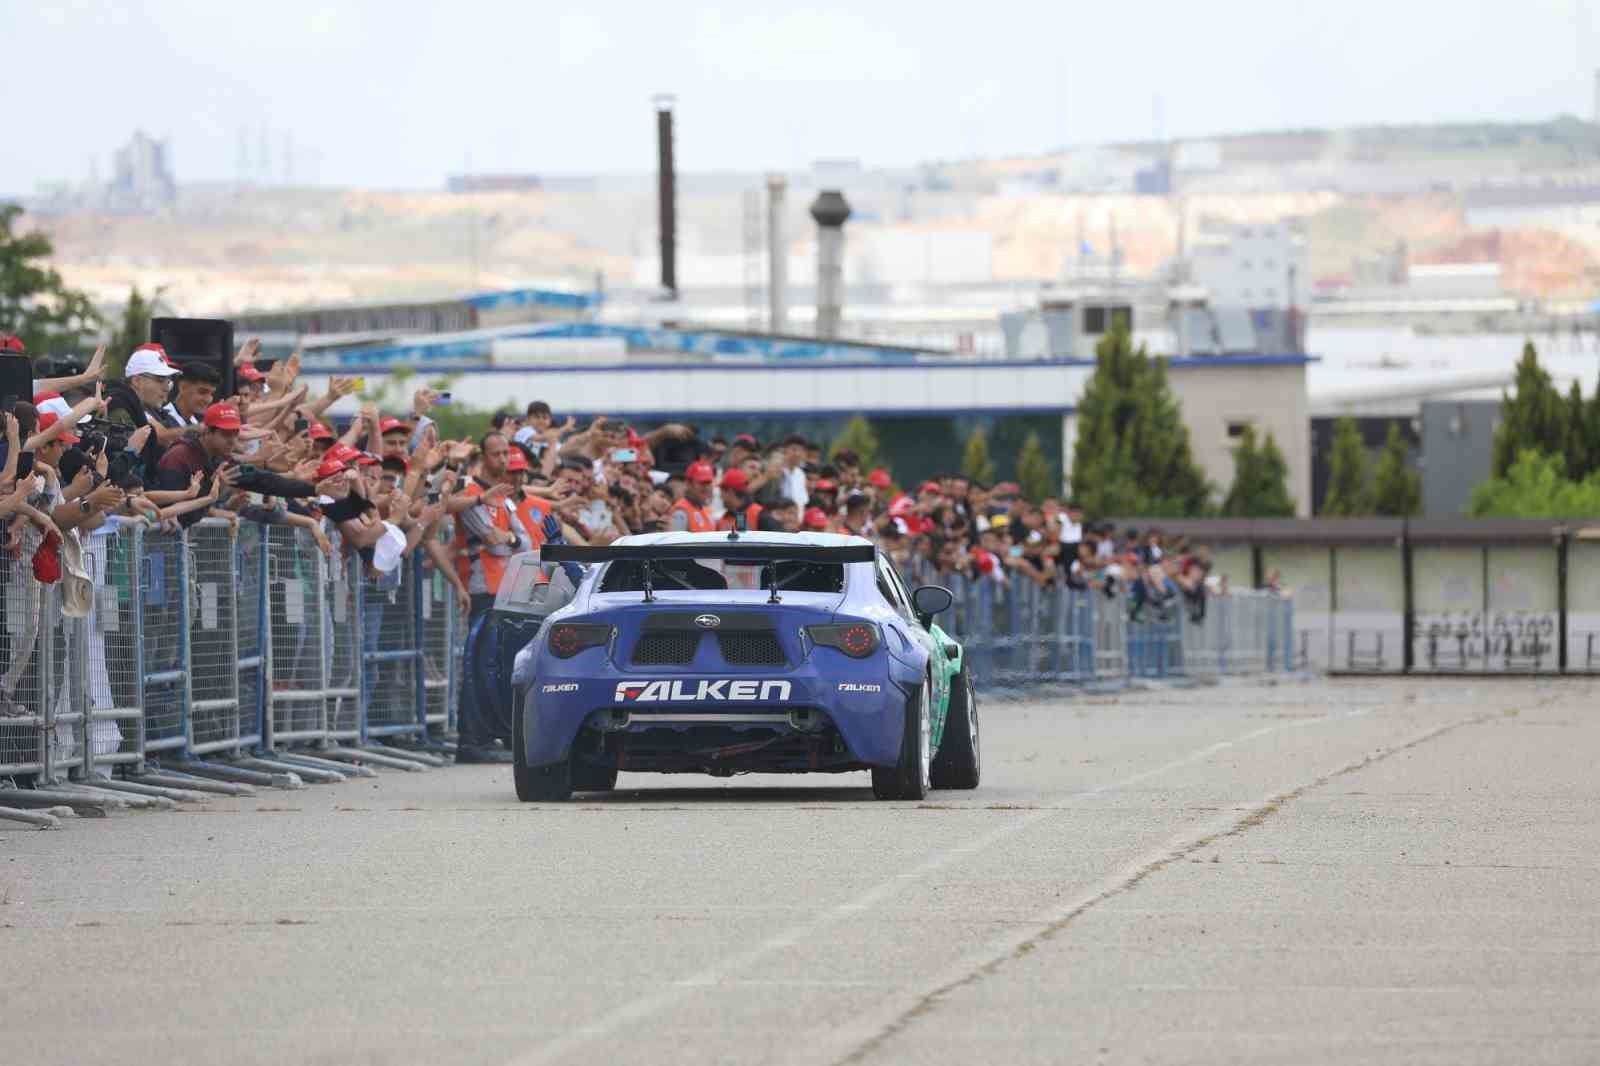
[685,460,715,483]
[732,433,759,448]
[803,507,830,530]
[719,468,749,492]
[868,468,892,489]
[378,416,412,435]
[328,443,380,466]
[918,480,942,495]
[308,421,334,441]
[626,427,645,448]
[815,478,837,491]
[203,402,243,431]
[236,363,264,383]
[505,450,530,472]
[37,411,80,445]
[0,335,24,353]
[314,457,347,480]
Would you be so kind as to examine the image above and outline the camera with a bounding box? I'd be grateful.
[78,418,134,458]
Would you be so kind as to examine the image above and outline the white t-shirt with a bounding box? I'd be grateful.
[782,466,808,509]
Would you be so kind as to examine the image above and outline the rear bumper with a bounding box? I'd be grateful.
[521,654,920,770]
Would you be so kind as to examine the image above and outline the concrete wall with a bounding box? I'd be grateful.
[1131,519,1594,674]
[1168,362,1312,516]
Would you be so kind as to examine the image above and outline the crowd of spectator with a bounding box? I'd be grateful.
[0,333,1229,757]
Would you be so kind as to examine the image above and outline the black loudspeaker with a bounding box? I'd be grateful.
[150,317,235,398]
[0,353,32,408]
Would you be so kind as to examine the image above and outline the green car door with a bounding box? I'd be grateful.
[879,556,962,754]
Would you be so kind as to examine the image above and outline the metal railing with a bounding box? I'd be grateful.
[2,524,1297,798]
[938,571,1297,689]
[0,517,468,792]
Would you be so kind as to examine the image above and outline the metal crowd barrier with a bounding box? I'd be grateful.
[0,516,463,791]
[941,571,1295,688]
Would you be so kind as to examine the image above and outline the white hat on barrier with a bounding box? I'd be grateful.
[372,521,407,574]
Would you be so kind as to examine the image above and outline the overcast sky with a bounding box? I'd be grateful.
[4,0,1597,195]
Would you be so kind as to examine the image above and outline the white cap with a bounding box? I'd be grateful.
[372,521,407,574]
[126,344,180,378]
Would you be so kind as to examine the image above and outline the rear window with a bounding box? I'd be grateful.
[598,558,844,595]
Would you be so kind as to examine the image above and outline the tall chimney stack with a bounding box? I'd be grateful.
[654,94,678,297]
[766,173,788,333]
[809,189,851,340]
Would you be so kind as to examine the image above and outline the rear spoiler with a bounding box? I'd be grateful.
[540,543,876,565]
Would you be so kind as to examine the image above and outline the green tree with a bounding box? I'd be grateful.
[1372,423,1422,517]
[1469,449,1600,517]
[830,415,880,473]
[1491,342,1571,478]
[0,203,100,355]
[1222,425,1296,517]
[1069,320,1211,516]
[960,426,997,484]
[1321,416,1373,516]
[1014,431,1056,502]
[104,285,166,379]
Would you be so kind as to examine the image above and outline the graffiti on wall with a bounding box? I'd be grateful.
[1412,611,1556,670]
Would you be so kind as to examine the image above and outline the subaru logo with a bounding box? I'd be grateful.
[694,614,722,629]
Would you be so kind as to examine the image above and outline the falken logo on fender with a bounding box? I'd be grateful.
[838,682,882,693]
[541,683,579,694]
[615,680,791,702]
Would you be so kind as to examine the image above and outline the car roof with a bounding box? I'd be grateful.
[609,531,876,551]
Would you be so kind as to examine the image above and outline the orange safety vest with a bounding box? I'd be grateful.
[670,498,715,532]
[513,495,552,584]
[453,480,517,595]
[716,502,764,532]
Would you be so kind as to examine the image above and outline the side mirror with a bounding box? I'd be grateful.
[911,584,954,622]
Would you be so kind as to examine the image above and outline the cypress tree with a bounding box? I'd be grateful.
[1015,431,1056,503]
[960,427,997,485]
[1069,320,1211,516]
[1222,425,1295,517]
[1321,416,1373,516]
[829,416,881,473]
[1372,423,1422,517]
[1491,342,1568,478]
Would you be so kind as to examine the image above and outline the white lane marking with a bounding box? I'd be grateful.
[816,714,1487,1066]
[500,707,1370,1066]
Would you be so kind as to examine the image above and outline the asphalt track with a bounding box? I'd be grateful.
[5,678,1598,1066]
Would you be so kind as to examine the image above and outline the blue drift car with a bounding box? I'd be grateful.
[510,532,980,801]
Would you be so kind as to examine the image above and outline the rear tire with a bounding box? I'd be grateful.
[872,679,931,801]
[931,668,981,790]
[512,699,573,802]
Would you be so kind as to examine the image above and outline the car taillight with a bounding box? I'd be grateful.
[807,622,880,658]
[548,623,612,658]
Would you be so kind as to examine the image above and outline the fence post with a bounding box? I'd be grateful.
[176,527,195,759]
[412,551,428,735]
[355,557,368,745]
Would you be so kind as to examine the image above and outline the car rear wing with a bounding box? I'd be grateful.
[540,543,876,564]
[540,542,875,603]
